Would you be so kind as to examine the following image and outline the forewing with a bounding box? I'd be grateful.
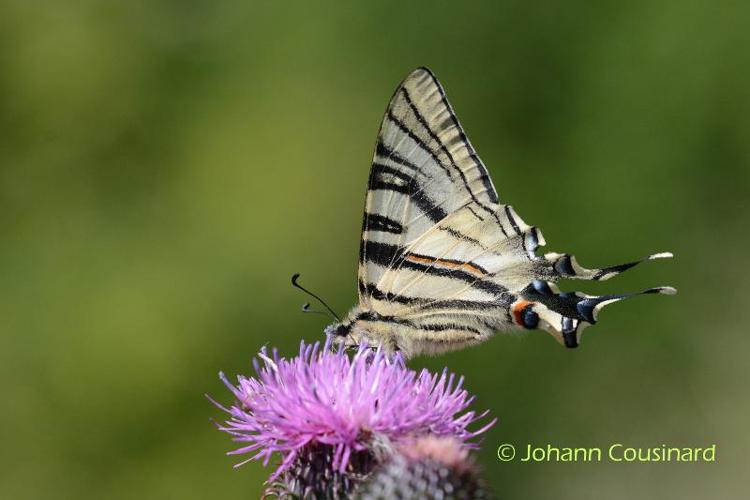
[358,67,499,305]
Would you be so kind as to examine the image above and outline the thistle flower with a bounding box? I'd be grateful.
[356,436,493,499]
[212,340,494,497]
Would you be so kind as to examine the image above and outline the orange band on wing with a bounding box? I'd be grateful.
[405,254,487,276]
[404,254,487,276]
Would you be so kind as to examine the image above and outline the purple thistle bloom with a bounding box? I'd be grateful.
[212,339,495,489]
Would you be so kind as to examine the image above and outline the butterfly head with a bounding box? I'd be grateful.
[324,307,400,353]
[326,318,366,352]
[325,306,366,345]
[324,320,352,339]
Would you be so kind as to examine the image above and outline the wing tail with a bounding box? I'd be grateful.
[520,280,677,347]
[543,251,674,281]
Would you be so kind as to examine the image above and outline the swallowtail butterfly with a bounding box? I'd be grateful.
[324,67,675,357]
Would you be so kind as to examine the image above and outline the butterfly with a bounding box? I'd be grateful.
[321,67,675,358]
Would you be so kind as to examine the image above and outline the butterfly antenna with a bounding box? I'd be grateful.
[291,273,341,321]
[300,302,333,318]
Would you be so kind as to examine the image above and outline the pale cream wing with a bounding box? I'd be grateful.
[372,202,539,333]
[371,201,675,349]
[354,67,675,351]
[358,67,501,307]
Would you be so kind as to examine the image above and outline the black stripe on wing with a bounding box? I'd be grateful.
[385,110,453,178]
[366,162,449,222]
[504,205,522,235]
[417,323,483,336]
[398,256,508,297]
[367,163,412,193]
[352,309,487,342]
[364,213,404,234]
[439,226,491,252]
[375,140,421,172]
[358,279,511,311]
[400,87,492,211]
[417,67,499,204]
[360,241,403,268]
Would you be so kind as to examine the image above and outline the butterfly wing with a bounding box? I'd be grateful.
[362,201,534,356]
[358,67,500,305]
[373,201,674,352]
[356,67,674,352]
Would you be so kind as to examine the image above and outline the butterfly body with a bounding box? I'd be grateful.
[325,67,675,358]
[327,302,506,358]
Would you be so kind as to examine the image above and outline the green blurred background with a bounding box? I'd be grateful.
[1,1,748,499]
